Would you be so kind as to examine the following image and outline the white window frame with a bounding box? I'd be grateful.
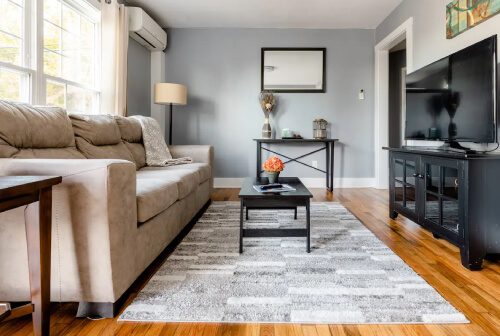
[0,0,101,113]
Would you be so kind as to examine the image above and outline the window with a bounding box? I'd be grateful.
[43,0,99,113]
[0,0,31,103]
[0,0,100,113]
[0,68,29,102]
[0,0,24,67]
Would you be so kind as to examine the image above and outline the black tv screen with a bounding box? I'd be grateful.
[405,36,497,143]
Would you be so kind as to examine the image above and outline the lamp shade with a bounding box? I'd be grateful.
[154,83,187,105]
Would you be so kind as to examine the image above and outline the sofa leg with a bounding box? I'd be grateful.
[76,302,120,319]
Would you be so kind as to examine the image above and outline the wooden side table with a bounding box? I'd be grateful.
[0,176,62,336]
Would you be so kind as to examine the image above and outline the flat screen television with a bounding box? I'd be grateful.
[405,35,497,150]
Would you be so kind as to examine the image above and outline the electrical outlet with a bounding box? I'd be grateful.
[312,161,318,168]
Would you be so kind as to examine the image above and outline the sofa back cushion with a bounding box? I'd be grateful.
[74,137,136,162]
[124,142,146,169]
[114,116,142,143]
[70,114,144,168]
[113,116,146,169]
[70,114,122,146]
[0,100,85,159]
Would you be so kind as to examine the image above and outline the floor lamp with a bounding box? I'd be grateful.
[154,83,187,145]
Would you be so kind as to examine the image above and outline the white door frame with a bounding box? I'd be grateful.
[401,67,407,146]
[374,17,414,189]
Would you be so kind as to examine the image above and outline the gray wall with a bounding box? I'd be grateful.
[164,28,375,179]
[388,50,406,148]
[127,38,151,117]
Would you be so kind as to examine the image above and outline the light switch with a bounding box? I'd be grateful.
[359,90,365,100]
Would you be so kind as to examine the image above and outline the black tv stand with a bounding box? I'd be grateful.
[385,147,500,270]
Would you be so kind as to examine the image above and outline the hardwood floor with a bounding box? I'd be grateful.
[2,188,500,335]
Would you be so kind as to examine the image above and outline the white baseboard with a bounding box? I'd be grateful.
[214,178,246,188]
[301,178,376,188]
[214,178,375,189]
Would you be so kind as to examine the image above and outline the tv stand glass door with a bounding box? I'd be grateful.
[390,152,464,246]
[420,156,464,244]
[391,152,419,219]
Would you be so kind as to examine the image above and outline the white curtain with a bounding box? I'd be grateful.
[100,0,129,116]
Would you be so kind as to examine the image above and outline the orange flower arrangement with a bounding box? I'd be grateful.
[263,156,285,172]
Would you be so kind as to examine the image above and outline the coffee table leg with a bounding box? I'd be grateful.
[294,207,297,220]
[246,207,249,220]
[239,199,244,253]
[306,200,311,253]
[26,187,52,336]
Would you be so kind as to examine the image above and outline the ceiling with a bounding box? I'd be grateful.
[125,0,403,29]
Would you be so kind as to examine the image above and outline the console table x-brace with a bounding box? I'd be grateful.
[254,139,338,191]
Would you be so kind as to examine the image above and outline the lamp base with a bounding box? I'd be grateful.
[169,103,173,145]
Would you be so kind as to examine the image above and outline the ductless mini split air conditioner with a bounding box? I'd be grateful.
[128,7,167,51]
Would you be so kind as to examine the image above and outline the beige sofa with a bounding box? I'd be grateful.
[0,100,213,317]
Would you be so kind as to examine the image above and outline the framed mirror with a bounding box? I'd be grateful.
[261,48,326,93]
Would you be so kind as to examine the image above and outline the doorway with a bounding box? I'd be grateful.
[388,40,407,148]
[374,18,414,189]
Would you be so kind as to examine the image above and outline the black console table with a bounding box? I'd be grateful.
[254,139,338,191]
[384,147,500,270]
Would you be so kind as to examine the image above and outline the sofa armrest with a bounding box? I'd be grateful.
[168,145,215,192]
[168,145,214,167]
[0,159,138,303]
[0,158,135,178]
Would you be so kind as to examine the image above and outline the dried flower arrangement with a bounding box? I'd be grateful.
[259,91,277,118]
[263,156,285,172]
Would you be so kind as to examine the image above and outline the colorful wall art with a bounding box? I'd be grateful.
[446,0,500,39]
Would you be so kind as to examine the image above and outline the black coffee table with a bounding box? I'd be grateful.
[238,177,313,253]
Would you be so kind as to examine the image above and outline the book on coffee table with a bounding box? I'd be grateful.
[253,184,296,193]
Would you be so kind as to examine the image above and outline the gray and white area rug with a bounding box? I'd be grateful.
[119,202,468,324]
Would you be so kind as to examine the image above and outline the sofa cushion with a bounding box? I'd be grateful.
[113,116,143,143]
[162,163,211,183]
[0,140,19,158]
[0,101,75,148]
[0,146,86,159]
[0,100,85,159]
[124,142,146,169]
[75,137,136,163]
[70,114,121,146]
[137,167,200,199]
[136,178,178,223]
[110,116,146,169]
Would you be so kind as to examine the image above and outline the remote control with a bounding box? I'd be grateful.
[260,184,283,190]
